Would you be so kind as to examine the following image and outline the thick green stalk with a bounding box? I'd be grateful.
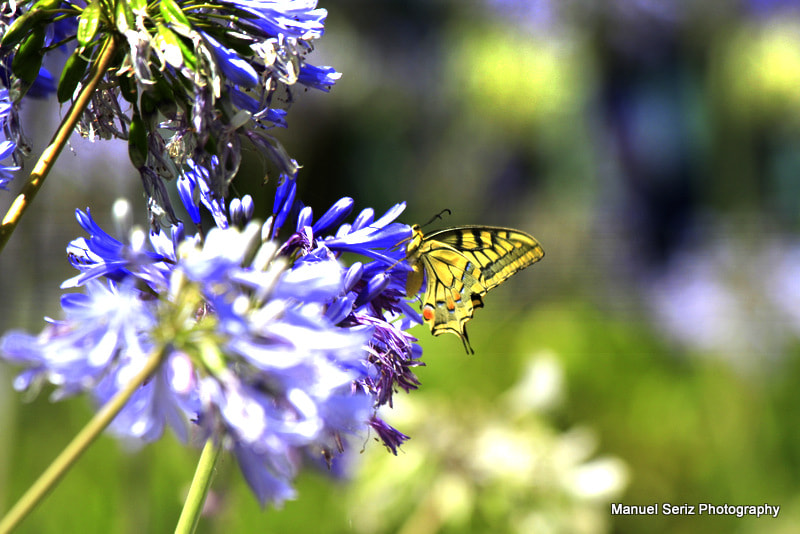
[0,36,117,254]
[174,438,223,534]
[0,344,166,534]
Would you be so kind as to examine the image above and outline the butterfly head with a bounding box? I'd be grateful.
[406,224,424,252]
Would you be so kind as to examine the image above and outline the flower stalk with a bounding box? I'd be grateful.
[0,36,117,254]
[0,342,165,534]
[174,438,223,534]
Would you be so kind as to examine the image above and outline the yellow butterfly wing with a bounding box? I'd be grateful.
[406,225,544,353]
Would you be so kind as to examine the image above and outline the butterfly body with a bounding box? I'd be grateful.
[406,225,544,353]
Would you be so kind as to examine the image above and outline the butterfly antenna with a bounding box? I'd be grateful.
[421,208,452,229]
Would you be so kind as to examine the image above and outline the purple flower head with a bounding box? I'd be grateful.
[174,225,375,505]
[269,186,426,453]
[0,0,339,230]
[273,177,414,266]
[1,199,415,505]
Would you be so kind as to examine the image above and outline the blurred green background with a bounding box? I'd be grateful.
[4,0,800,532]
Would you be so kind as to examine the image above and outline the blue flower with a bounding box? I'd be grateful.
[0,0,339,230]
[274,176,414,265]
[230,88,288,127]
[2,280,155,397]
[0,205,393,506]
[177,157,229,229]
[270,185,426,453]
[177,226,375,505]
[62,208,179,290]
[230,0,329,40]
[0,138,17,188]
[298,64,342,92]
[202,32,260,89]
[271,173,299,235]
[229,195,255,227]
[0,87,19,188]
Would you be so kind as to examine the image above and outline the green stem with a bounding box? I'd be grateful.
[0,36,117,255]
[174,438,222,534]
[0,344,166,534]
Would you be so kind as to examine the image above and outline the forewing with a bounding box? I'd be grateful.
[427,227,544,292]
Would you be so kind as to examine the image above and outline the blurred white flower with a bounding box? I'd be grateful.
[503,350,565,413]
[348,352,628,534]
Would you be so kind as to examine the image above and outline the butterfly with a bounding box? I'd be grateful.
[405,224,544,354]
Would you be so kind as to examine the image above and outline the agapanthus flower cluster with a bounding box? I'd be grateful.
[1,175,424,505]
[0,0,339,227]
[0,0,435,511]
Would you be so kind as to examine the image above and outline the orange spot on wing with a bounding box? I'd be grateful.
[423,306,435,321]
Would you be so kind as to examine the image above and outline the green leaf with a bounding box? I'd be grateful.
[129,0,148,13]
[117,72,138,104]
[57,48,90,103]
[128,114,148,169]
[1,12,38,49]
[153,77,178,110]
[175,34,197,71]
[115,0,135,34]
[155,24,184,68]
[31,0,62,10]
[139,92,157,122]
[0,0,63,48]
[77,0,102,47]
[159,0,192,34]
[11,27,46,84]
